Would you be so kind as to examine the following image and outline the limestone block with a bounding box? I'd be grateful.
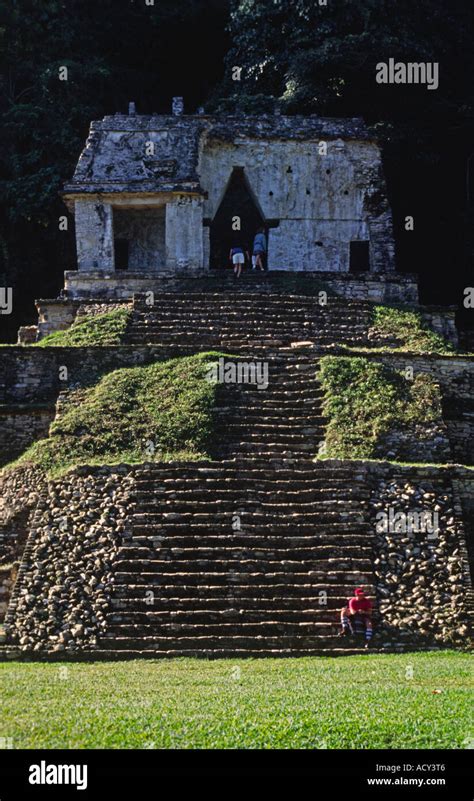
[75,200,114,272]
[165,197,204,270]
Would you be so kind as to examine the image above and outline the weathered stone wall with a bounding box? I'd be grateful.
[0,406,55,467]
[420,307,458,347]
[200,138,394,273]
[0,345,190,405]
[375,417,451,464]
[64,113,395,276]
[0,345,197,461]
[35,300,81,338]
[62,270,418,302]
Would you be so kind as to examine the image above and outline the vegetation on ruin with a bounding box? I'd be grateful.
[369,306,455,354]
[7,353,226,477]
[0,652,470,748]
[36,307,131,347]
[318,356,444,460]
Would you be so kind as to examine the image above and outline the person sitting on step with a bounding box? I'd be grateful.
[339,587,373,649]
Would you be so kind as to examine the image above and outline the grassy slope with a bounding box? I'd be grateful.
[7,353,225,477]
[370,306,455,354]
[37,308,130,347]
[319,356,443,459]
[0,653,471,748]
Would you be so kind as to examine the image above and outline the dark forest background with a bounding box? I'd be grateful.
[1,0,473,341]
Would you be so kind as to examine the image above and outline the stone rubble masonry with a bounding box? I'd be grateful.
[0,465,48,622]
[366,462,472,646]
[3,466,133,653]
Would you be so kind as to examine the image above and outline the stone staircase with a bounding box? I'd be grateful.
[213,351,325,459]
[98,461,376,657]
[124,293,372,351]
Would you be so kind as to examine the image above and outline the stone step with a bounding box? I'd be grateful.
[127,326,366,336]
[128,533,372,547]
[106,610,349,624]
[132,511,367,525]
[217,399,323,409]
[113,570,374,585]
[126,334,367,345]
[221,425,324,437]
[131,522,371,535]
[111,582,373,598]
[132,489,367,503]
[103,620,345,637]
[135,472,366,484]
[44,646,375,659]
[131,320,368,331]
[117,545,373,560]
[131,297,368,308]
[219,444,317,455]
[133,478,368,496]
[131,305,369,316]
[132,462,360,473]
[114,556,373,573]
[110,596,371,611]
[130,312,368,322]
[132,479,367,491]
[97,634,370,650]
[132,497,368,511]
[128,325,367,337]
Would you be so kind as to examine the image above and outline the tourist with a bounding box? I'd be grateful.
[252,227,267,271]
[339,587,373,648]
[229,242,248,278]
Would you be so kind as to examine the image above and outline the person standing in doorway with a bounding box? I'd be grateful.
[229,241,248,278]
[252,227,267,271]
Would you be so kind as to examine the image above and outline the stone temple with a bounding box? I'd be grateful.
[2,102,473,662]
[61,98,397,300]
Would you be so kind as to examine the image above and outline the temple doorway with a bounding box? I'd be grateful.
[209,168,267,270]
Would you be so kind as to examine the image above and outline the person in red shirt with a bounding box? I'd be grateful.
[339,587,373,648]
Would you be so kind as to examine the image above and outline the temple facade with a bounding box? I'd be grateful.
[61,100,396,297]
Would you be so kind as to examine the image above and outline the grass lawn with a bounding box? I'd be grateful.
[0,652,471,749]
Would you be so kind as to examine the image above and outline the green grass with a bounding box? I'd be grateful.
[370,305,455,354]
[5,352,226,477]
[36,307,131,347]
[0,653,471,749]
[318,356,444,460]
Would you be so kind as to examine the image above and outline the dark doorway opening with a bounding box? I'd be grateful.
[209,168,267,270]
[349,241,370,273]
[114,239,129,271]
